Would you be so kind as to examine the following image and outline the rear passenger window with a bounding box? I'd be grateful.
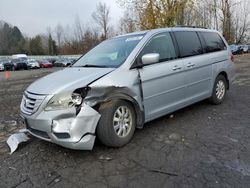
[174,31,203,58]
[201,32,226,53]
[140,32,177,62]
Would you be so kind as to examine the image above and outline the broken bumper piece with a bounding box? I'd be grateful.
[21,104,101,150]
[7,130,30,154]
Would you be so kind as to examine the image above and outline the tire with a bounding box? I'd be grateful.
[209,75,227,105]
[97,100,136,147]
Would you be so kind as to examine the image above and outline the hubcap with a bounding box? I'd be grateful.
[113,106,132,137]
[216,80,225,100]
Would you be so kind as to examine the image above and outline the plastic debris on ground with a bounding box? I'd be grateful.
[6,129,30,154]
[98,155,113,161]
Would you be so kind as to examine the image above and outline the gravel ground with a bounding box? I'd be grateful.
[0,56,250,188]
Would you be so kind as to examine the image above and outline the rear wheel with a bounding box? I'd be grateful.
[97,100,136,147]
[209,75,227,104]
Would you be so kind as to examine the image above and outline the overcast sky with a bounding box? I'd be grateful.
[0,0,123,37]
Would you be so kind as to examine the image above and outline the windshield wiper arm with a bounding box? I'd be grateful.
[79,64,108,68]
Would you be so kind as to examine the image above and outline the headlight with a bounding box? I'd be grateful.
[45,91,85,111]
[71,93,83,105]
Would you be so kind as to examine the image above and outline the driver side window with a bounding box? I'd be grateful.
[139,32,177,63]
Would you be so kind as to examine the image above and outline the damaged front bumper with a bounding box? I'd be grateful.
[21,104,101,150]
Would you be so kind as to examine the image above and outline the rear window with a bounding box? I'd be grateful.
[201,32,226,53]
[174,31,203,58]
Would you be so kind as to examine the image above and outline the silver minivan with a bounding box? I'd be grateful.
[20,27,235,150]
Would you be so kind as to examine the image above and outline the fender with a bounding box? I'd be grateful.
[85,86,145,128]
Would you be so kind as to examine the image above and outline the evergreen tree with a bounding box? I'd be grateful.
[29,35,44,55]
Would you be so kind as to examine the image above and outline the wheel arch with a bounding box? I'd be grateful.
[94,92,145,129]
[218,71,229,89]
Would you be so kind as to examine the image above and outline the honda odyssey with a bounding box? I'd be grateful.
[20,27,235,150]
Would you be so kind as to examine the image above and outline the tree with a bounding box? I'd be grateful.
[119,10,138,34]
[29,35,44,55]
[82,28,99,53]
[73,15,85,52]
[0,22,25,55]
[55,23,64,51]
[118,0,191,30]
[220,0,234,43]
[60,25,100,55]
[48,34,53,55]
[234,0,250,43]
[52,39,58,55]
[92,2,111,39]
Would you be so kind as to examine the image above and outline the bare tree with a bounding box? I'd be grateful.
[119,10,138,34]
[46,27,53,55]
[55,23,64,50]
[234,0,250,43]
[73,15,85,51]
[92,2,111,39]
[213,0,219,30]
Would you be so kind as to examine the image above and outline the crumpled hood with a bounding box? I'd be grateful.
[27,67,114,95]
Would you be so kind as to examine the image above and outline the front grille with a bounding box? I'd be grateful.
[21,91,46,115]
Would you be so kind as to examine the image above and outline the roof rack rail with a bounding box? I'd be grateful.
[175,25,208,29]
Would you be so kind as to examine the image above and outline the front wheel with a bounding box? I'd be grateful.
[97,100,136,147]
[209,75,227,105]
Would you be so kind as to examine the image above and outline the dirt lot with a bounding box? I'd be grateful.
[0,56,250,188]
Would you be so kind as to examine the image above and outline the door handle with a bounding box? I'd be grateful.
[172,65,182,71]
[187,62,195,68]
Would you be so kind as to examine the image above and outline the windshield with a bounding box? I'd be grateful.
[72,34,144,68]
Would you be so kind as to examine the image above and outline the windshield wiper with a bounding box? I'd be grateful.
[76,64,108,68]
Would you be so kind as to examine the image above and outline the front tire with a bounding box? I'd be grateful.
[97,100,136,147]
[209,75,227,104]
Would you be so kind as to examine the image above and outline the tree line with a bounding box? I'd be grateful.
[0,21,58,55]
[0,0,249,56]
[118,0,250,44]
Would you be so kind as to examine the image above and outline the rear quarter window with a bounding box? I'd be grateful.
[174,31,203,58]
[201,32,227,53]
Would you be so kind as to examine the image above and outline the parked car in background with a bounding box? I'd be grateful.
[54,58,72,67]
[12,59,28,70]
[0,61,5,71]
[69,58,78,64]
[229,44,241,55]
[243,45,250,53]
[238,45,244,54]
[27,59,40,69]
[38,60,53,68]
[12,54,27,60]
[3,60,15,71]
[46,58,57,64]
[10,53,28,71]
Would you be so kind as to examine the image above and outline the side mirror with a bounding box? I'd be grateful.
[141,53,160,65]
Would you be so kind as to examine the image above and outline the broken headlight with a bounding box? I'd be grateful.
[45,88,89,111]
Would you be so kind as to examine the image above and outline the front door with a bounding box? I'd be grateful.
[138,32,186,122]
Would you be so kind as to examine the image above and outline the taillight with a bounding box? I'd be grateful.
[230,54,234,63]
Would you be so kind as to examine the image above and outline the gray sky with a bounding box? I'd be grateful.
[0,0,123,37]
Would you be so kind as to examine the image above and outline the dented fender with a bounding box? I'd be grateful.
[85,86,145,128]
